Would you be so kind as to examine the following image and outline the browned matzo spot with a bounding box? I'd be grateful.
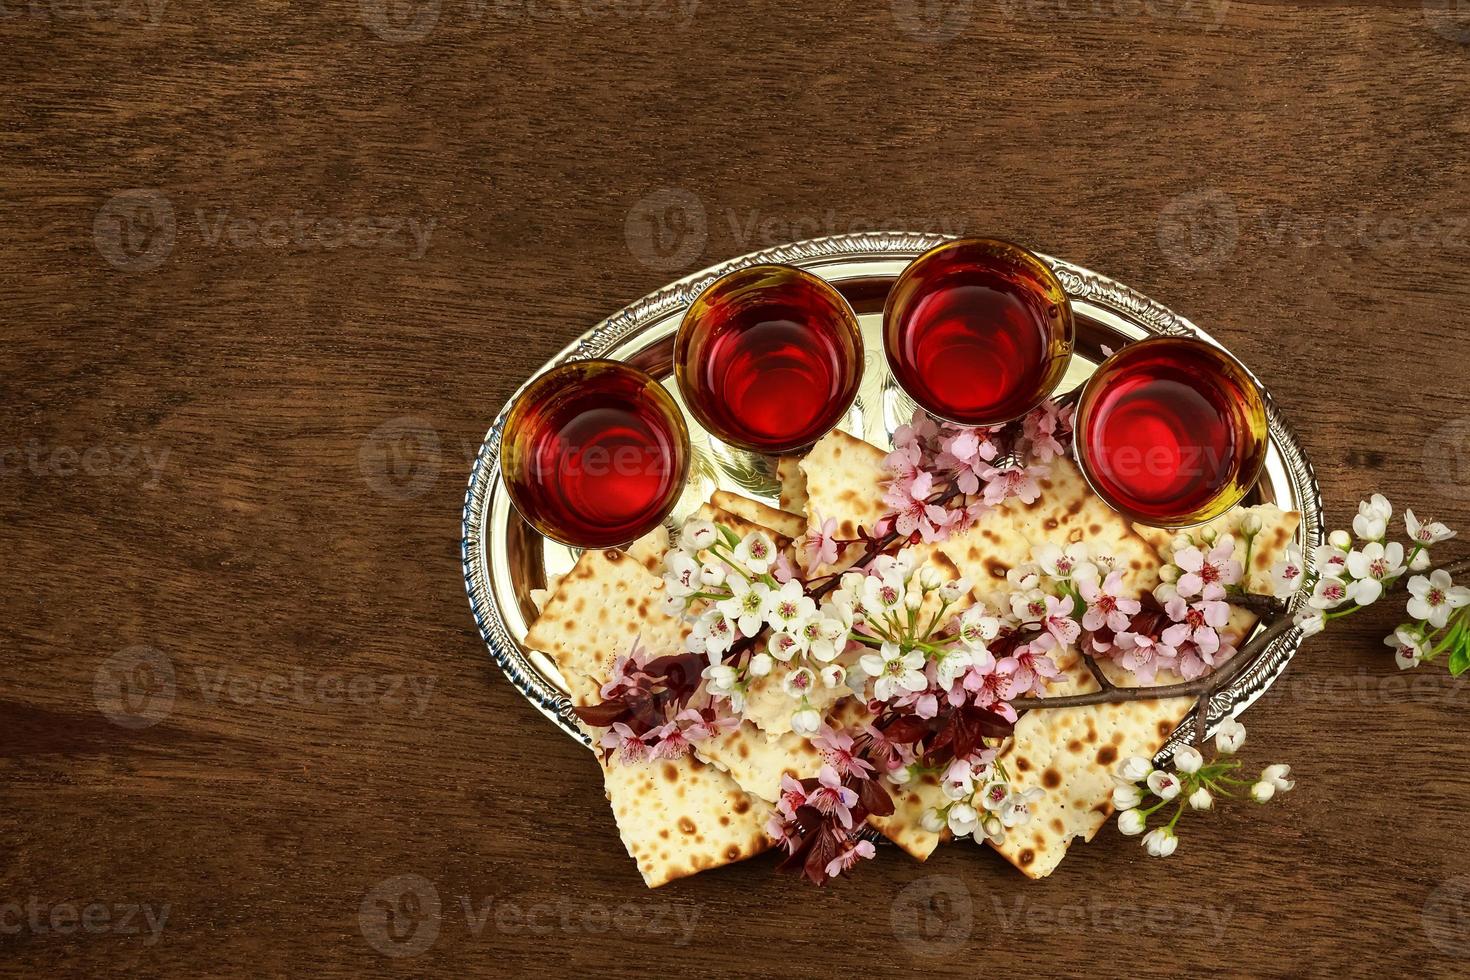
[984,559,1010,579]
[1068,739,1083,753]
[1067,498,1085,516]
[1097,745,1118,766]
[1089,523,1102,535]
[724,845,741,861]
[1044,518,1059,531]
[663,763,678,782]
[738,743,750,758]
[678,816,696,834]
[1019,849,1035,866]
[719,815,730,826]
[1015,757,1031,772]
[1112,731,1124,745]
[606,551,625,564]
[1042,768,1061,788]
[733,798,750,814]
[1158,720,1173,737]
[1051,818,1064,833]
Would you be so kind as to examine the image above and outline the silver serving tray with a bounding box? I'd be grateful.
[461,232,1325,757]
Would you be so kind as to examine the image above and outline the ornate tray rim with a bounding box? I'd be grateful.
[461,231,1325,759]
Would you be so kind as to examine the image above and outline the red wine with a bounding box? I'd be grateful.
[1076,338,1267,527]
[502,360,689,548]
[884,238,1073,426]
[675,265,863,454]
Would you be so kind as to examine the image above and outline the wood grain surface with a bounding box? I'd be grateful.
[4,1,1470,975]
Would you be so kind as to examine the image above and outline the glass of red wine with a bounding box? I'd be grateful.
[883,237,1075,426]
[1074,337,1268,528]
[501,359,690,549]
[674,264,864,455]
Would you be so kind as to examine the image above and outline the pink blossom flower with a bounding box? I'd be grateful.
[936,428,998,495]
[600,722,651,763]
[860,722,906,773]
[981,463,1046,507]
[1175,540,1242,598]
[1114,631,1177,685]
[770,551,799,584]
[823,838,876,878]
[799,514,841,576]
[813,725,875,779]
[1024,401,1069,462]
[648,720,694,760]
[1162,595,1229,657]
[1002,633,1065,697]
[1041,593,1081,647]
[806,765,859,829]
[776,773,808,820]
[1080,570,1142,633]
[961,656,1020,721]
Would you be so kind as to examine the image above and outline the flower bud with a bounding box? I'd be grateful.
[1188,787,1214,810]
[1112,785,1143,810]
[1294,610,1326,637]
[919,567,945,592]
[1261,763,1295,791]
[920,807,946,833]
[1170,533,1194,556]
[1117,809,1147,836]
[1250,780,1275,803]
[1410,549,1433,571]
[1172,745,1203,774]
[890,764,914,785]
[1158,564,1180,584]
[1329,529,1352,550]
[1240,513,1263,536]
[819,664,846,689]
[1117,755,1153,784]
[1199,526,1218,544]
[790,707,822,735]
[748,652,774,677]
[1142,828,1178,857]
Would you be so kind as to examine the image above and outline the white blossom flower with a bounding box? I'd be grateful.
[1146,770,1181,801]
[1345,541,1406,606]
[1261,763,1295,792]
[1172,745,1204,774]
[767,631,801,662]
[703,664,741,708]
[1112,784,1143,810]
[1352,493,1392,541]
[1034,541,1098,582]
[1250,780,1276,803]
[1142,827,1178,857]
[1188,787,1214,810]
[733,530,777,574]
[1407,570,1470,629]
[939,578,971,604]
[790,706,822,736]
[1294,609,1326,637]
[718,578,771,637]
[1000,788,1043,828]
[699,562,727,587]
[783,666,817,699]
[859,643,926,701]
[1006,563,1041,591]
[662,552,701,598]
[748,652,774,677]
[764,579,816,634]
[935,645,976,688]
[1117,809,1147,836]
[692,608,736,661]
[957,608,1001,649]
[1270,544,1306,599]
[1314,542,1351,579]
[1010,587,1050,622]
[947,802,979,837]
[942,762,975,801]
[799,614,849,664]
[819,664,846,689]
[1214,718,1246,755]
[1405,509,1455,546]
[861,573,907,616]
[680,519,718,553]
[1116,755,1153,785]
[1385,626,1427,670]
[1308,576,1351,611]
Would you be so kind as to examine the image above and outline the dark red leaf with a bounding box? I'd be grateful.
[573,700,629,728]
[855,777,894,818]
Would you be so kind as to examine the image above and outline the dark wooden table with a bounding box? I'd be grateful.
[6,2,1470,975]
